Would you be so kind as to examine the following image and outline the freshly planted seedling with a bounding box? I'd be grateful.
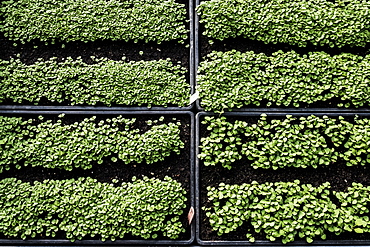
[197,50,370,113]
[197,0,370,47]
[0,176,187,241]
[204,181,370,244]
[199,115,370,169]
[0,115,184,172]
[0,57,189,107]
[0,0,188,44]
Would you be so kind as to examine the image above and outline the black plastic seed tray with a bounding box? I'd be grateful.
[0,110,195,245]
[193,0,370,113]
[195,111,370,245]
[0,0,195,112]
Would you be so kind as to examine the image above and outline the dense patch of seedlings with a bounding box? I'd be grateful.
[0,0,188,44]
[197,50,370,113]
[0,176,187,241]
[204,180,370,244]
[197,0,370,47]
[0,56,189,107]
[199,114,370,169]
[0,115,184,172]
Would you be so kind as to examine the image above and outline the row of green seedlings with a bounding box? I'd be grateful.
[0,176,187,241]
[0,56,189,107]
[197,0,370,48]
[0,115,184,172]
[204,180,370,244]
[199,114,370,170]
[197,50,370,113]
[0,0,188,44]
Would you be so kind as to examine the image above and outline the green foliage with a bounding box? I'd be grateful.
[0,56,189,107]
[0,115,184,172]
[197,50,370,113]
[0,176,187,241]
[196,0,370,47]
[204,181,370,244]
[324,116,370,167]
[199,114,370,169]
[0,0,188,44]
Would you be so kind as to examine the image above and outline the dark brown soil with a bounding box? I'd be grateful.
[0,35,189,67]
[197,23,370,109]
[198,114,370,243]
[0,113,192,241]
[199,25,370,59]
[0,0,190,107]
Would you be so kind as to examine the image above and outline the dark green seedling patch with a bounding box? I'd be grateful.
[0,176,187,241]
[204,181,370,244]
[0,115,184,171]
[197,0,370,47]
[0,57,189,107]
[197,50,370,113]
[0,0,188,44]
[199,114,370,169]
